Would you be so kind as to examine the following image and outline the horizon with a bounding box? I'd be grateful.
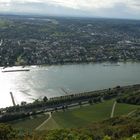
[0,0,140,20]
[0,13,140,21]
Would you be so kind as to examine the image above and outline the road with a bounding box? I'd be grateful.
[110,101,117,118]
[127,110,137,117]
[35,112,52,130]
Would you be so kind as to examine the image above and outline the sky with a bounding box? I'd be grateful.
[0,0,140,19]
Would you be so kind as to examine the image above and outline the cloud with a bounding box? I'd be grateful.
[127,0,140,13]
[0,0,140,19]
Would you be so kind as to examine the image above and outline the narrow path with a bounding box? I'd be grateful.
[35,112,52,130]
[127,109,137,117]
[110,101,117,118]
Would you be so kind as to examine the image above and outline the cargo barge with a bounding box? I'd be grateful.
[2,69,30,72]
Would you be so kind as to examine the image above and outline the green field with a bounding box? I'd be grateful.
[10,100,140,130]
[0,20,9,27]
[46,100,139,129]
[10,113,49,130]
[37,117,60,130]
[114,103,139,116]
[52,100,114,128]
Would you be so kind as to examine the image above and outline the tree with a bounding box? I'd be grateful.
[43,96,48,102]
[88,99,93,105]
[103,136,111,140]
[45,129,93,140]
[21,101,27,106]
[0,123,17,140]
[79,101,82,106]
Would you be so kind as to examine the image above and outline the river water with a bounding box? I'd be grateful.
[0,62,140,108]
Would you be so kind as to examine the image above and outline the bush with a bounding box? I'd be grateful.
[0,123,17,140]
[45,129,93,140]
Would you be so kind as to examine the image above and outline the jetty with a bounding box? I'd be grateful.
[2,69,30,72]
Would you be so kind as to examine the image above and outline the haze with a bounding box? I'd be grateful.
[0,0,140,19]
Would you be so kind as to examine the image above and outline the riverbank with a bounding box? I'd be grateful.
[1,59,140,68]
[0,84,140,123]
[1,62,140,108]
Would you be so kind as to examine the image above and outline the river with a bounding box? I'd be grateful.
[0,62,140,108]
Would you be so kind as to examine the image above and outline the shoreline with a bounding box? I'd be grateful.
[0,63,140,108]
[1,60,140,69]
[1,83,140,109]
[0,84,140,122]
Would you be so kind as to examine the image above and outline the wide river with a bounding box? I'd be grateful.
[0,62,140,108]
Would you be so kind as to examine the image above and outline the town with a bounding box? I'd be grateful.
[0,15,140,66]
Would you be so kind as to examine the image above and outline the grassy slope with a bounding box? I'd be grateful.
[10,100,140,130]
[38,117,60,130]
[114,103,139,116]
[0,20,10,27]
[10,114,49,130]
[52,100,114,128]
[51,100,140,129]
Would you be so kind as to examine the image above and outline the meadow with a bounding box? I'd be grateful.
[10,99,139,130]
